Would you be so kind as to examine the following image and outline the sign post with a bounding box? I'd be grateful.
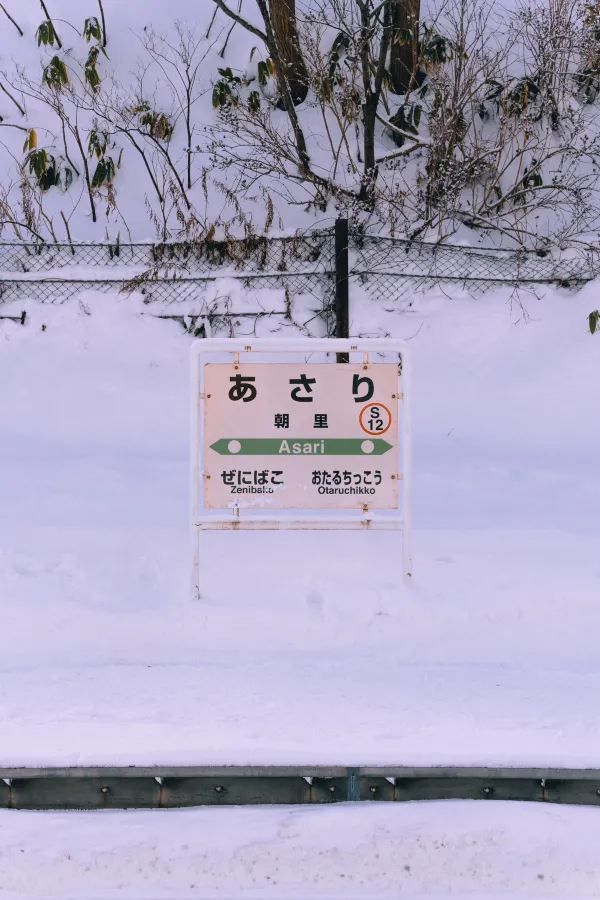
[190,339,411,598]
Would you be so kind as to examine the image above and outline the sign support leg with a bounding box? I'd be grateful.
[401,349,412,579]
[190,352,201,600]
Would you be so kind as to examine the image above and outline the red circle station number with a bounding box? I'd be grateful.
[359,402,392,436]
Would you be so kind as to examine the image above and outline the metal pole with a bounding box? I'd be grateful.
[190,348,201,600]
[346,767,361,801]
[401,347,412,579]
[334,218,349,362]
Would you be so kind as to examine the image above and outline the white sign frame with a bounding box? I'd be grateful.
[190,338,411,597]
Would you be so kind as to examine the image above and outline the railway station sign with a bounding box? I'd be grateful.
[204,363,400,510]
[190,338,411,594]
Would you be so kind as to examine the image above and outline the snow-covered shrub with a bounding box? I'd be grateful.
[0,0,599,248]
[205,0,600,248]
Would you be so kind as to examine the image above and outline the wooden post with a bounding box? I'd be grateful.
[335,217,349,362]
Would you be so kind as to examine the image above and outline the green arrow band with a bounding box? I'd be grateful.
[210,438,393,456]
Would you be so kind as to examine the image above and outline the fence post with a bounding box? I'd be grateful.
[334,217,349,362]
[346,767,361,801]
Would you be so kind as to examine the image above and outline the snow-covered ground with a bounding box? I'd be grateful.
[0,281,598,769]
[1,279,599,898]
[3,801,600,899]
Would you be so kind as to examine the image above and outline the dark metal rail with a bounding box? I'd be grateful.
[1,766,600,810]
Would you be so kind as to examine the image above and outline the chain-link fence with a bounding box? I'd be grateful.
[350,233,598,304]
[1,227,597,335]
[0,231,336,336]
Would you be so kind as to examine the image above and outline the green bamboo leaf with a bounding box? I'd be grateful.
[257,60,268,86]
[248,90,261,113]
[43,55,69,89]
[36,19,57,47]
[83,16,102,43]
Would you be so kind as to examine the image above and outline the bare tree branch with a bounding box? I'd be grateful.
[0,2,24,37]
[97,0,107,47]
[0,79,25,116]
[39,0,62,48]
[0,220,45,241]
[211,0,267,43]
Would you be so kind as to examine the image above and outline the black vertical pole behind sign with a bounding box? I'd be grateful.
[335,217,349,362]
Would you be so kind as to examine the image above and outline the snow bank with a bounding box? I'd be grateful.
[1,802,600,899]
